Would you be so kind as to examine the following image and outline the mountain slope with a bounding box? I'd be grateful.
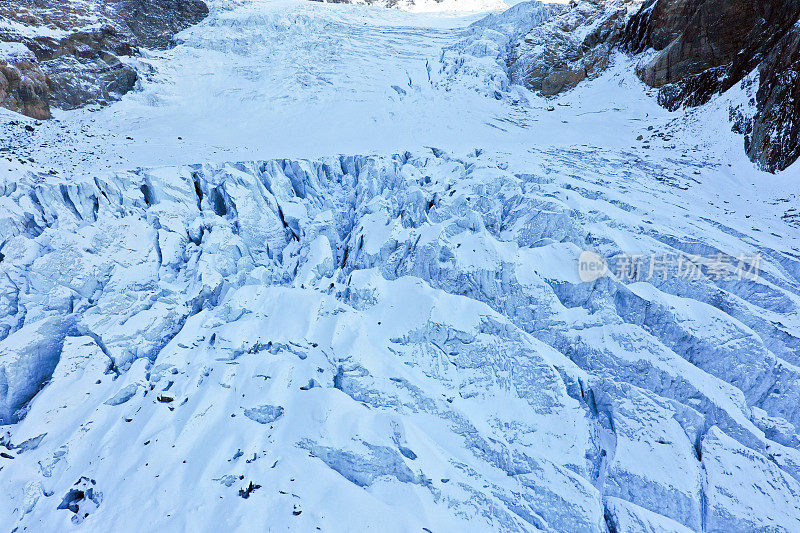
[501,0,800,172]
[1,0,799,531]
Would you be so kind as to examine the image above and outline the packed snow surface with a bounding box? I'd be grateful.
[1,0,800,531]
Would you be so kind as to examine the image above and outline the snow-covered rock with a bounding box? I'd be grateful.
[0,0,208,118]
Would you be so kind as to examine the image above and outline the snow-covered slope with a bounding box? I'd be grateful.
[1,0,800,531]
[309,0,509,13]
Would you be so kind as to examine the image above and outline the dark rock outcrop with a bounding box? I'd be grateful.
[108,0,210,49]
[0,59,50,120]
[0,0,209,119]
[745,26,800,173]
[44,53,139,111]
[625,0,800,171]
[506,0,800,172]
[626,1,800,106]
[508,0,633,96]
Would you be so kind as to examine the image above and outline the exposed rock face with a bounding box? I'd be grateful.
[0,57,50,120]
[0,0,208,119]
[508,1,640,95]
[745,25,800,173]
[19,25,139,113]
[503,0,800,172]
[625,0,800,171]
[107,0,211,49]
[628,1,800,96]
[624,0,696,50]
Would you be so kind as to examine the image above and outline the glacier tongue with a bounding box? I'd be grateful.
[1,149,800,531]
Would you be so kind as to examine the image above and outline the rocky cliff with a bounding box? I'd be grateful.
[0,0,208,120]
[745,25,800,173]
[626,0,800,172]
[508,0,639,96]
[506,0,800,173]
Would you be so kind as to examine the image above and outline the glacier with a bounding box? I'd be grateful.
[2,150,800,531]
[1,0,800,531]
